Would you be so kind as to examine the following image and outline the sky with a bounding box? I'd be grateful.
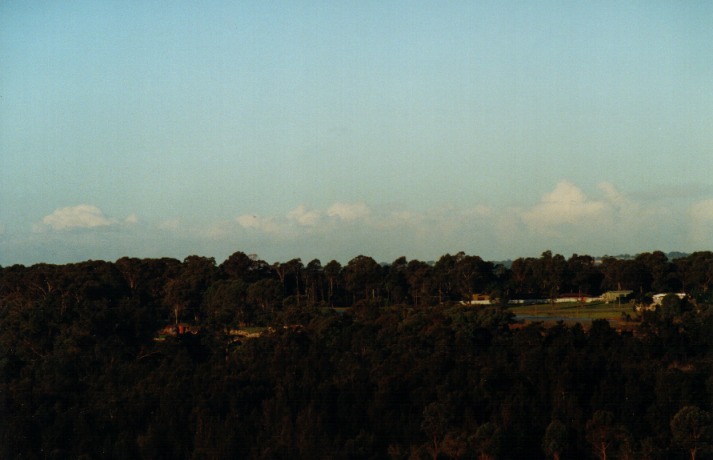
[2,1,713,266]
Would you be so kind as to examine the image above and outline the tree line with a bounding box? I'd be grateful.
[1,250,713,459]
[6,249,710,328]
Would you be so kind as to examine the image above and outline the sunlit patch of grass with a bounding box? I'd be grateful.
[240,326,267,334]
[509,301,636,320]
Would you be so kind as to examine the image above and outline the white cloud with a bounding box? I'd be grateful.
[287,205,321,226]
[157,219,181,231]
[510,180,695,255]
[690,200,713,244]
[35,205,117,232]
[388,210,423,225]
[326,202,370,221]
[236,214,279,233]
[598,181,623,204]
[200,220,235,239]
[521,181,608,234]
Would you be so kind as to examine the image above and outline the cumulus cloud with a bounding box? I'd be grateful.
[598,181,623,204]
[234,203,370,235]
[386,210,423,225]
[690,200,713,244]
[521,181,608,235]
[157,219,181,231]
[236,214,279,233]
[287,205,321,226]
[512,180,695,255]
[35,205,117,232]
[326,202,370,221]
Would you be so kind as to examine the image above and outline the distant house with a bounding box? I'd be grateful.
[558,293,595,303]
[158,323,198,337]
[469,293,492,305]
[652,293,686,305]
[601,290,633,303]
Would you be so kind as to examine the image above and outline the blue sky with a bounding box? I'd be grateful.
[2,1,713,265]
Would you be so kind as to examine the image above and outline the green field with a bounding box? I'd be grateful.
[508,301,636,321]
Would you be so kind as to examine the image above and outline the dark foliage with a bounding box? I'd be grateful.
[1,250,713,459]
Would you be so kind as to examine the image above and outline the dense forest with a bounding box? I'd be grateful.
[2,250,713,459]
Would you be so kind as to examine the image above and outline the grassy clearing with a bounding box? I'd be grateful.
[239,326,268,334]
[332,302,638,325]
[508,301,636,321]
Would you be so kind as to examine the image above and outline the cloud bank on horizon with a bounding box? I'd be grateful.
[2,180,712,265]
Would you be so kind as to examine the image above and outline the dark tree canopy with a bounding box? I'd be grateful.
[2,249,713,459]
